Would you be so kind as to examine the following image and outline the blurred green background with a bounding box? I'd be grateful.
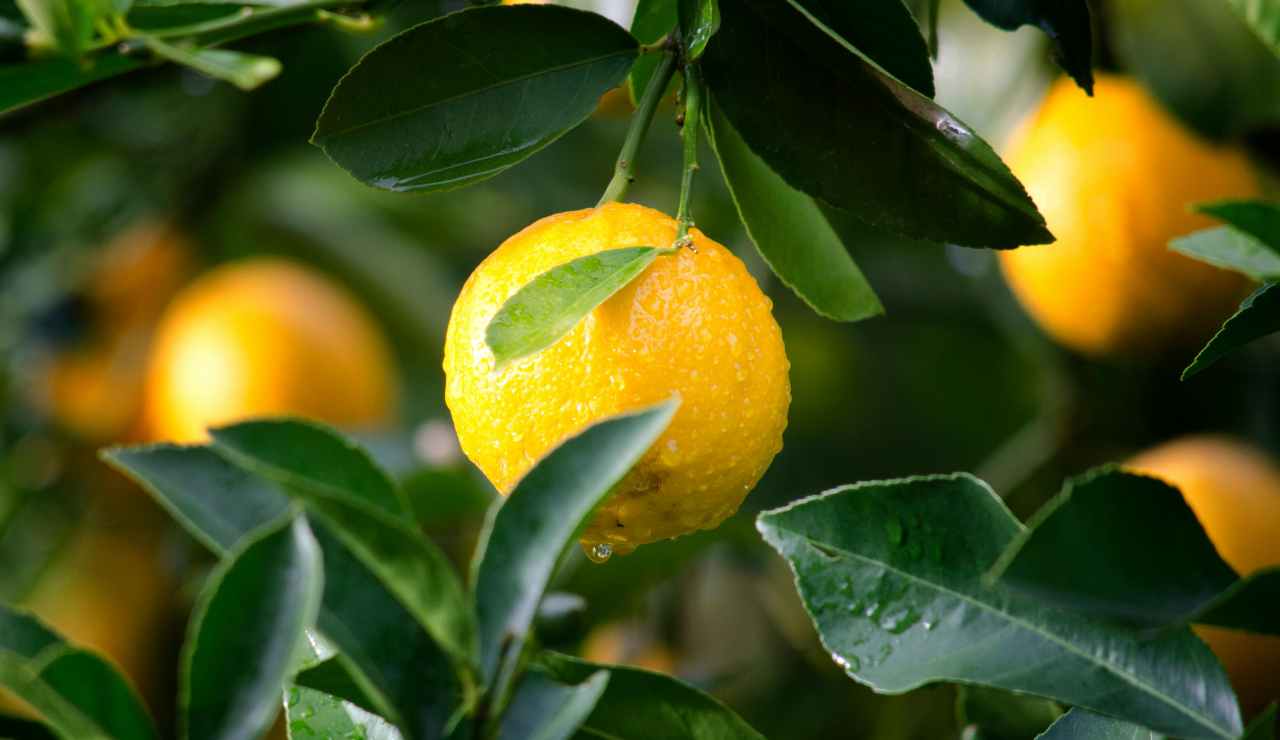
[2,0,1279,738]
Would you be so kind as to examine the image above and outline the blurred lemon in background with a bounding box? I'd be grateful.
[142,257,397,443]
[443,202,789,556]
[583,622,677,674]
[1127,435,1280,714]
[999,74,1260,358]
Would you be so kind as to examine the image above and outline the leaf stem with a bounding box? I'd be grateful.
[674,63,704,244]
[597,49,678,206]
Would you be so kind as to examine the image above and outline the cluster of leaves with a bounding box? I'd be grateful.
[1172,201,1280,378]
[758,468,1280,739]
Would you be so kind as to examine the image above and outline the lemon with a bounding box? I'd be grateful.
[443,202,790,555]
[999,75,1260,357]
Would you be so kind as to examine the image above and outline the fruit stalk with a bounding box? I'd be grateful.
[598,50,678,206]
[675,63,704,244]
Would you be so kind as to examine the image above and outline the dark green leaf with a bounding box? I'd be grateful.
[295,657,382,717]
[485,247,668,368]
[988,469,1240,627]
[312,5,638,192]
[961,0,1093,93]
[474,400,678,685]
[1200,200,1280,252]
[783,0,933,97]
[703,0,1050,248]
[1244,704,1277,740]
[678,0,718,60]
[1171,227,1280,282]
[957,686,1061,740]
[140,36,280,90]
[1195,568,1280,635]
[0,606,157,740]
[704,100,881,322]
[757,474,1243,739]
[0,54,144,116]
[628,0,675,103]
[0,713,56,740]
[1184,282,1280,379]
[286,686,404,740]
[497,668,608,740]
[538,652,766,739]
[1035,708,1164,739]
[183,515,324,740]
[1228,0,1280,56]
[102,444,289,557]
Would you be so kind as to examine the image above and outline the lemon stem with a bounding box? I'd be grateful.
[674,63,703,245]
[598,49,678,206]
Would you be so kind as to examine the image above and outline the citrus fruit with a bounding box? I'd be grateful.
[443,202,790,556]
[583,622,677,674]
[1127,435,1280,713]
[998,74,1260,358]
[142,257,396,443]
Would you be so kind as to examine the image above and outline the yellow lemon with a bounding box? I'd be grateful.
[142,258,396,443]
[443,202,789,555]
[999,75,1260,358]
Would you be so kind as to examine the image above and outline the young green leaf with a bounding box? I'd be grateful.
[1171,227,1280,282]
[286,686,404,740]
[1227,0,1280,56]
[1199,200,1280,252]
[960,0,1094,94]
[702,0,1050,248]
[782,0,934,97]
[757,474,1243,740]
[705,99,882,322]
[473,399,678,686]
[15,0,96,56]
[1184,282,1280,379]
[485,247,667,368]
[677,0,718,60]
[497,668,609,740]
[182,515,324,740]
[141,37,281,91]
[1035,708,1164,739]
[312,5,638,192]
[0,606,157,740]
[537,652,767,739]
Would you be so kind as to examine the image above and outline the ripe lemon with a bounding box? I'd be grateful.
[999,75,1260,358]
[1127,435,1280,714]
[443,202,789,556]
[142,258,396,443]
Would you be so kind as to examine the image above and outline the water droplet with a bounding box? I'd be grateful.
[885,518,903,545]
[922,619,935,631]
[880,606,920,634]
[832,653,861,672]
[584,542,613,563]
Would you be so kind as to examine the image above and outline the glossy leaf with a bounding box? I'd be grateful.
[473,400,678,684]
[1035,708,1164,739]
[538,652,766,739]
[102,444,289,556]
[1200,201,1280,251]
[295,657,382,716]
[0,606,157,740]
[961,0,1093,93]
[757,474,1243,739]
[312,5,638,192]
[628,0,675,103]
[286,686,404,740]
[705,100,881,322]
[486,247,668,368]
[1171,227,1280,282]
[1228,0,1280,55]
[141,37,281,91]
[497,668,609,740]
[678,0,718,60]
[182,516,323,740]
[1184,282,1280,379]
[783,0,933,97]
[702,0,1050,248]
[989,469,1240,627]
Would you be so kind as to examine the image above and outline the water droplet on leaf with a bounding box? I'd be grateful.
[585,542,613,563]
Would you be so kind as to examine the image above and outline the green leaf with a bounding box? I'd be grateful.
[1194,568,1280,635]
[497,668,609,740]
[628,0,675,104]
[782,0,934,97]
[677,0,718,60]
[957,686,1062,740]
[473,400,678,685]
[1035,708,1164,739]
[286,686,404,740]
[485,247,668,368]
[15,0,96,56]
[1171,227,1280,282]
[1244,704,1277,740]
[312,5,638,192]
[756,474,1243,740]
[0,713,57,740]
[0,53,143,115]
[537,652,766,739]
[295,657,382,717]
[0,606,157,740]
[1228,0,1280,56]
[1184,282,1280,379]
[140,36,281,90]
[102,444,290,557]
[1200,200,1280,252]
[182,515,324,740]
[702,0,1050,248]
[960,0,1094,94]
[704,99,882,322]
[988,469,1240,627]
